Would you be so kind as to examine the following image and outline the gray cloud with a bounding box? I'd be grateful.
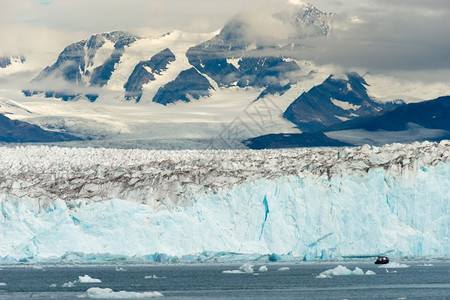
[1,0,448,81]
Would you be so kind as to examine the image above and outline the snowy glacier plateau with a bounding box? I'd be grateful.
[0,141,449,263]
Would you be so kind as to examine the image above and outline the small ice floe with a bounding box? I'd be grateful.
[222,263,254,274]
[62,280,77,288]
[258,265,268,272]
[0,282,7,286]
[378,262,409,269]
[32,265,44,270]
[144,275,165,279]
[315,273,331,279]
[277,267,289,272]
[115,266,126,272]
[79,275,102,283]
[49,284,57,288]
[86,287,163,298]
[421,264,434,267]
[222,270,244,274]
[365,270,376,275]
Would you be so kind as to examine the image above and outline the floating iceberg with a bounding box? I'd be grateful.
[223,263,254,274]
[259,265,268,272]
[86,287,163,298]
[0,141,449,263]
[318,265,372,277]
[79,275,102,283]
[62,280,77,288]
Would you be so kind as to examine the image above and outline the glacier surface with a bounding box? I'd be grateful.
[0,141,449,263]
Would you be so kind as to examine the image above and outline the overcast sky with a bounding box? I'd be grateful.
[1,0,449,80]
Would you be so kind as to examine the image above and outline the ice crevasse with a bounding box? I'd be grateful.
[0,141,449,262]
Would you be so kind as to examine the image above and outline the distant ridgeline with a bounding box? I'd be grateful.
[0,113,81,143]
[18,2,449,148]
[246,96,450,148]
[22,3,333,105]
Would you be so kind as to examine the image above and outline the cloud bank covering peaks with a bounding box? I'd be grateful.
[0,0,449,82]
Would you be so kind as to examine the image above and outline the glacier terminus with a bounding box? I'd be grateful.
[0,141,448,263]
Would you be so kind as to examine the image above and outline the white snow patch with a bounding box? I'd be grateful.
[227,58,241,69]
[330,98,361,110]
[86,287,163,298]
[335,115,350,122]
[90,40,115,73]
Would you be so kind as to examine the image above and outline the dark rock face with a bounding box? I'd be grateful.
[124,48,176,102]
[35,40,88,84]
[22,90,98,102]
[0,57,12,68]
[0,114,82,143]
[244,132,351,149]
[236,57,299,88]
[0,56,25,68]
[283,73,403,132]
[256,84,291,101]
[327,96,450,132]
[153,68,213,105]
[90,33,139,87]
[186,20,300,89]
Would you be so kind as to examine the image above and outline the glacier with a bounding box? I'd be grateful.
[0,141,449,263]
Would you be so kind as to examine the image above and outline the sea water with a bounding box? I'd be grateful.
[0,261,448,299]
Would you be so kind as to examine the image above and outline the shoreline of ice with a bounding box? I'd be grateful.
[0,141,449,263]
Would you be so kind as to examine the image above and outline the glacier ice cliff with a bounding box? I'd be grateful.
[0,141,448,262]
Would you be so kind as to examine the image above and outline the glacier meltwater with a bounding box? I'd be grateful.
[0,141,448,263]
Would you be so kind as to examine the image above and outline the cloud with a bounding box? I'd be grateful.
[1,0,448,83]
[296,7,450,73]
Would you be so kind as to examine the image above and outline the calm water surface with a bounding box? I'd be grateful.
[0,261,448,299]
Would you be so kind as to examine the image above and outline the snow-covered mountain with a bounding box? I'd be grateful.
[0,56,28,78]
[0,1,446,148]
[0,141,448,262]
[246,96,450,148]
[0,56,25,69]
[284,73,404,132]
[23,2,333,104]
